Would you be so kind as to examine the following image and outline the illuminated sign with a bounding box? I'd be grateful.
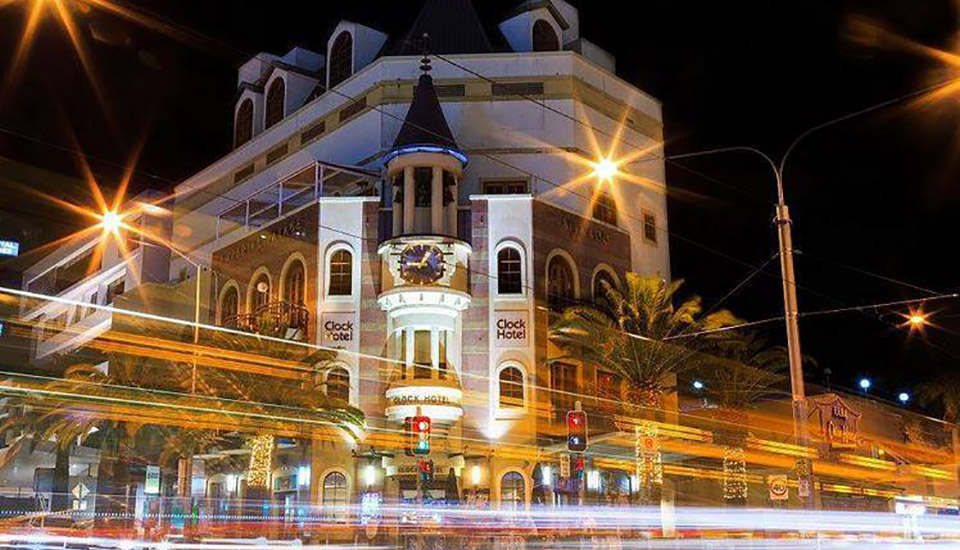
[0,240,19,257]
[321,312,356,348]
[493,311,528,348]
[144,465,161,495]
[390,393,453,407]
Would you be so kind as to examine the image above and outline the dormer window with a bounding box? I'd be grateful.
[234,98,253,148]
[329,32,353,89]
[532,19,559,52]
[264,78,285,129]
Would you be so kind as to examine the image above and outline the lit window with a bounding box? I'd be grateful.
[221,286,239,324]
[322,472,348,521]
[593,190,617,226]
[283,261,306,305]
[532,20,559,52]
[413,330,431,379]
[264,78,285,129]
[328,32,353,89]
[499,366,524,408]
[643,212,657,244]
[252,273,270,310]
[328,250,352,296]
[497,247,523,295]
[235,99,253,147]
[500,472,525,510]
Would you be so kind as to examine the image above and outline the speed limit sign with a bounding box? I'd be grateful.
[768,475,789,501]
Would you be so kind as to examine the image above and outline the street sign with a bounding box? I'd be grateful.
[145,465,161,495]
[559,454,570,478]
[768,475,789,501]
[72,483,89,500]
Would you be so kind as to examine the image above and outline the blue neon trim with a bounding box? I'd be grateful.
[383,145,468,166]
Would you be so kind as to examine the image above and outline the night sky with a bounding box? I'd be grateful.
[1,0,958,407]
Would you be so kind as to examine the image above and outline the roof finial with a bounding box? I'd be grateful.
[419,32,431,74]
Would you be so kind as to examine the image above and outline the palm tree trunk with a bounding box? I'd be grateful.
[51,445,71,513]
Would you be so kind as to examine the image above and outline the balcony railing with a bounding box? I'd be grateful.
[222,301,310,341]
[216,161,379,240]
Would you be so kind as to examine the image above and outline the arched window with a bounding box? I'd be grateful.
[500,472,525,510]
[321,472,348,521]
[220,286,239,324]
[328,32,353,89]
[326,367,350,401]
[592,190,617,226]
[593,270,618,312]
[328,249,352,296]
[252,273,270,311]
[283,260,306,305]
[264,78,285,129]
[499,366,524,408]
[532,20,559,52]
[234,99,253,148]
[497,247,523,295]
[546,255,575,312]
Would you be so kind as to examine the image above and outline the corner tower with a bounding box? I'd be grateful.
[378,56,471,429]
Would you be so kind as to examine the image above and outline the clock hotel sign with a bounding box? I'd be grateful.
[493,311,529,348]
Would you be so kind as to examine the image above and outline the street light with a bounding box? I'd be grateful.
[593,157,618,181]
[898,392,910,404]
[859,378,872,391]
[692,380,704,390]
[97,205,205,392]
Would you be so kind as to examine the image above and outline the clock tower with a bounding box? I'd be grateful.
[378,55,470,430]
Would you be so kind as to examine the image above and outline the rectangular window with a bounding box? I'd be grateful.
[234,164,255,183]
[339,97,367,122]
[328,251,352,296]
[492,82,544,96]
[642,212,658,244]
[413,330,431,379]
[301,120,326,143]
[265,143,288,166]
[414,167,432,207]
[550,362,577,421]
[482,180,529,195]
[398,331,408,378]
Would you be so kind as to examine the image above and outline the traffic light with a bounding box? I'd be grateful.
[411,415,431,455]
[566,410,587,452]
[418,458,434,482]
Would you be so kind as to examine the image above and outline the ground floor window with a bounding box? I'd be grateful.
[322,471,348,521]
[500,471,525,510]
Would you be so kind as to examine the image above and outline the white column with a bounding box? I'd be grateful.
[403,166,415,234]
[392,178,402,238]
[446,178,458,237]
[431,166,443,234]
[430,327,440,379]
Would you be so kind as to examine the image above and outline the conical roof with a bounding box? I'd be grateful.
[392,0,494,55]
[392,71,459,152]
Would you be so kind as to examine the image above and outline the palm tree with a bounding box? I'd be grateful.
[551,273,739,415]
[0,398,99,515]
[693,332,789,504]
[917,372,960,424]
[550,273,738,503]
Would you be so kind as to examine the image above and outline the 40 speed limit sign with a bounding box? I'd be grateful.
[768,475,789,501]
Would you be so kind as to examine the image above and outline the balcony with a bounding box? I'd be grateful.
[216,161,379,240]
[384,368,463,424]
[222,301,310,341]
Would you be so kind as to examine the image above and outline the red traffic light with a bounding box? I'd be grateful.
[412,416,431,434]
[567,410,586,429]
[566,410,587,452]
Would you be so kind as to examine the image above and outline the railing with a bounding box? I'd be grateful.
[216,161,379,240]
[222,301,310,341]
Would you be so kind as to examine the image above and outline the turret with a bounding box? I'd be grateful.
[384,55,467,239]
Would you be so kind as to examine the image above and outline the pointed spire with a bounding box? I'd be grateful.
[390,37,461,158]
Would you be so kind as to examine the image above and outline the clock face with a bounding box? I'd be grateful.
[399,244,445,284]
